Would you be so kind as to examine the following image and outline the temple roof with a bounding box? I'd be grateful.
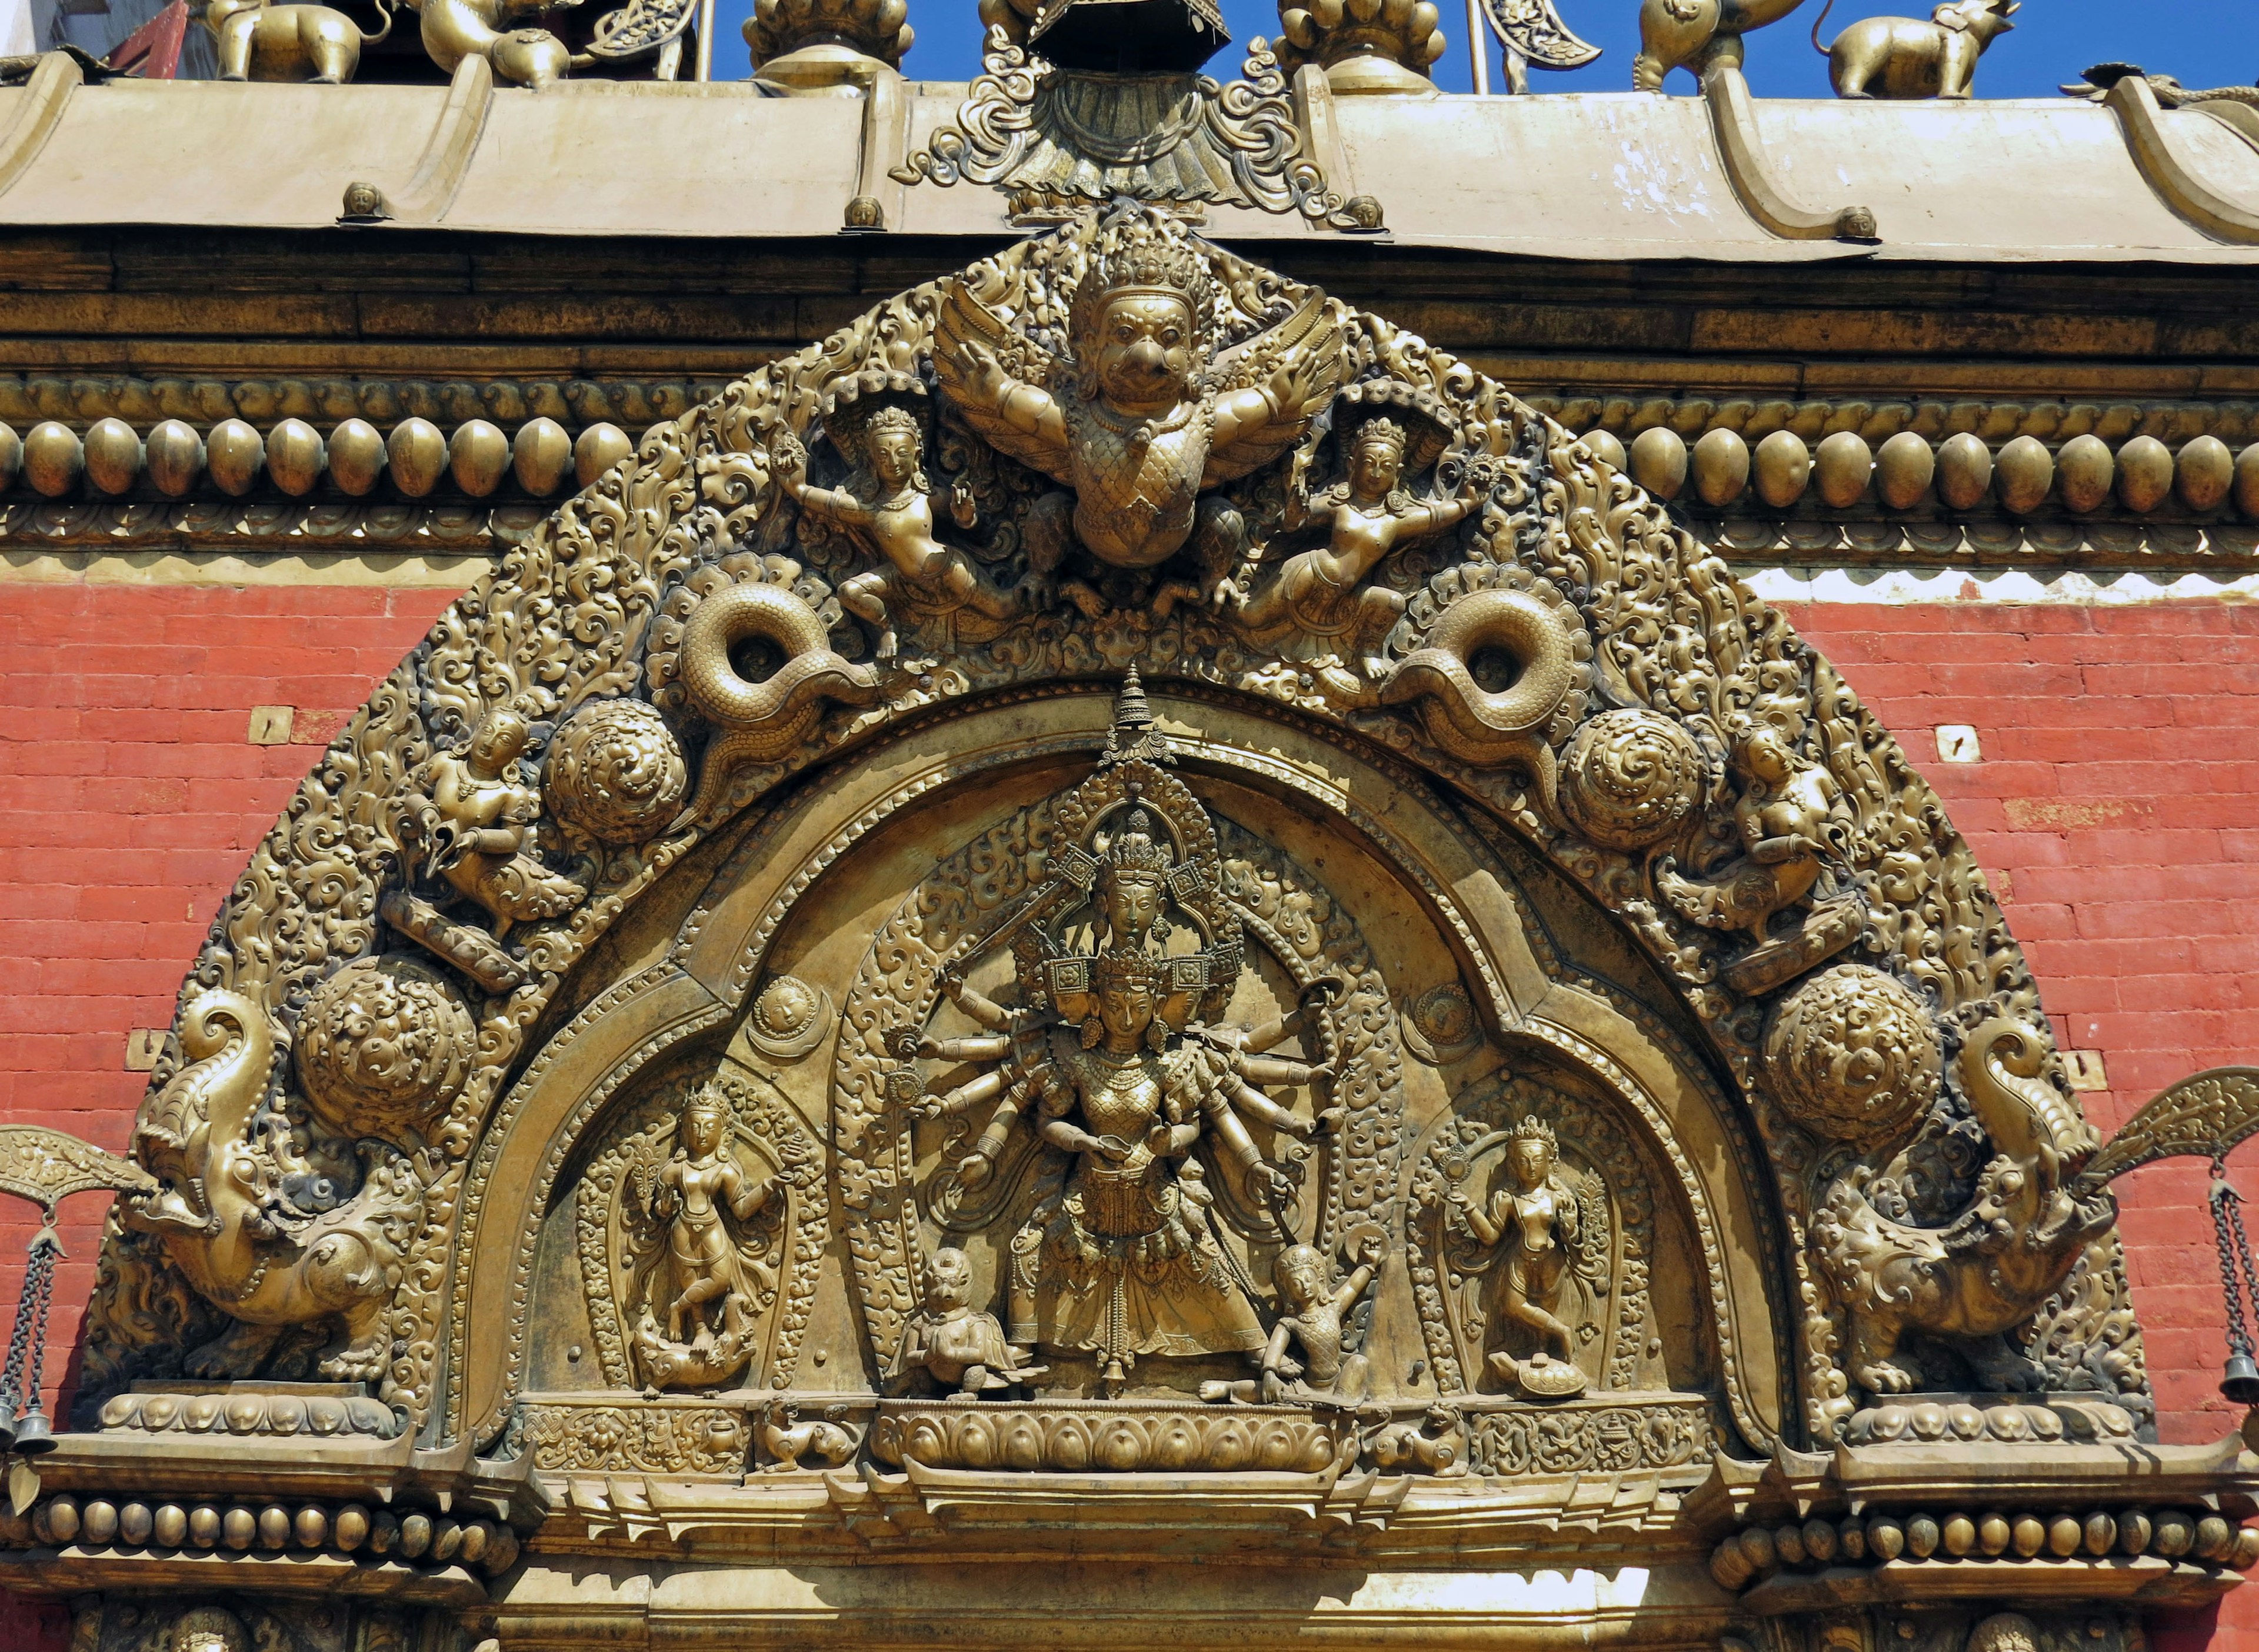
[3,72,2256,264]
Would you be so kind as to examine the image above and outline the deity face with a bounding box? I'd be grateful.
[1275,1245,1327,1311]
[1097,977,1158,1047]
[1103,875,1162,949]
[468,711,529,778]
[927,1247,972,1311]
[1349,432,1404,499]
[1741,728,1792,785]
[683,1103,726,1158]
[868,424,921,491]
[1508,1135,1554,1191]
[1094,292,1197,412]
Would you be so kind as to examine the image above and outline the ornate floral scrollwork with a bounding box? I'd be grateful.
[542,698,688,845]
[895,33,1371,230]
[295,955,475,1143]
[0,1124,154,1215]
[1465,1397,1711,1477]
[1762,963,1940,1147]
[1557,707,1708,852]
[521,1400,752,1474]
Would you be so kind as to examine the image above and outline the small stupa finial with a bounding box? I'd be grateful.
[1102,664,1172,767]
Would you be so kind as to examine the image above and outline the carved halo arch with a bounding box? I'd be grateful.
[444,688,1787,1449]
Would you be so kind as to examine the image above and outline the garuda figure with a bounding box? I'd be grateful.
[935,201,1343,617]
[905,692,1338,1395]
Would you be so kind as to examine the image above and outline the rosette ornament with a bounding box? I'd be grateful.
[1275,0,1446,95]
[746,0,911,91]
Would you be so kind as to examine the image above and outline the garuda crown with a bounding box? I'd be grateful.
[1069,205,1214,346]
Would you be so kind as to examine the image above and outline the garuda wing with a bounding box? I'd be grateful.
[1201,289,1345,488]
[932,276,1072,485]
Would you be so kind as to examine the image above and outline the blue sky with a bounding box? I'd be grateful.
[713,0,2250,98]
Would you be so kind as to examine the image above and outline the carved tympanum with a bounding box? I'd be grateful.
[76,198,2142,1465]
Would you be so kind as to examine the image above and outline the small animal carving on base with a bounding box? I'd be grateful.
[1812,0,2017,100]
[1634,0,1807,91]
[757,1399,858,1472]
[207,0,395,82]
[1365,1403,1467,1477]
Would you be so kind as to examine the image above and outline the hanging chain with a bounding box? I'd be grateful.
[2211,1158,2259,1364]
[19,1225,58,1413]
[0,1221,60,1417]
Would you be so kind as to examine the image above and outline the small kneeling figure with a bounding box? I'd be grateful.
[888,1246,1045,1400]
[1202,1230,1384,1407]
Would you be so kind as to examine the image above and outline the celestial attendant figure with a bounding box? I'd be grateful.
[408,708,585,940]
[1226,407,1475,704]
[1451,1114,1588,1397]
[635,1085,780,1377]
[1200,1229,1384,1407]
[887,1245,1047,1399]
[773,405,1020,662]
[1656,724,1844,945]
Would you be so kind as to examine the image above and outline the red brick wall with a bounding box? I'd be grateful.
[0,581,457,1417]
[0,584,2255,1647]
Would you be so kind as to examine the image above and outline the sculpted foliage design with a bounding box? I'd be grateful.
[76,198,2136,1446]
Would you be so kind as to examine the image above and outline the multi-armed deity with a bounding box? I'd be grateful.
[895,677,1344,1397]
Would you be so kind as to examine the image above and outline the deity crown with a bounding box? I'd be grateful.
[1099,808,1173,889]
[1510,1114,1557,1152]
[1093,947,1173,991]
[1350,416,1407,455]
[863,404,922,440]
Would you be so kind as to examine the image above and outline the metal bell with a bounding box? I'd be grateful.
[2223,1352,2259,1405]
[10,1405,54,1454]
